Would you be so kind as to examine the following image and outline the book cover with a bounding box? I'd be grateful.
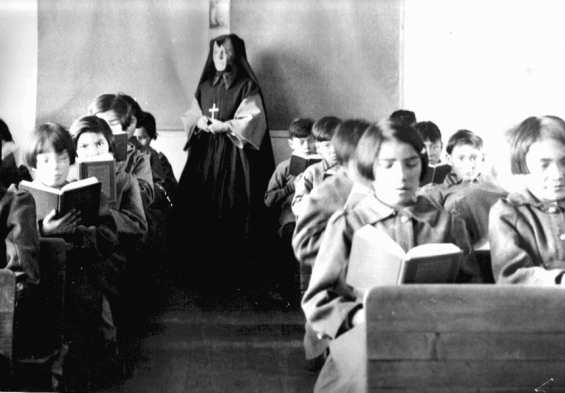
[289,153,322,176]
[420,163,452,186]
[113,130,128,162]
[78,153,116,203]
[20,177,102,227]
[346,224,461,292]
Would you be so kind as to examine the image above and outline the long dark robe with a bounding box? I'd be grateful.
[177,70,275,292]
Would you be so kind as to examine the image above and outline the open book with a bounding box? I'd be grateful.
[78,153,116,203]
[346,224,462,291]
[420,163,451,186]
[20,177,102,227]
[289,153,322,176]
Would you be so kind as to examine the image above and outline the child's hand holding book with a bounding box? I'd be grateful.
[42,208,81,236]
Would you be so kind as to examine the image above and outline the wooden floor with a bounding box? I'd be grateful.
[95,275,318,393]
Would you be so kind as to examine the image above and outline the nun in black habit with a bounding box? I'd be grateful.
[177,34,275,295]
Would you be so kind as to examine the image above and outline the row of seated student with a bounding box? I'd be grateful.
[278,111,565,393]
[0,93,177,391]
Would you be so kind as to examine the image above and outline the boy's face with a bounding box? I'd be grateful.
[316,141,338,167]
[288,136,315,156]
[76,132,111,159]
[447,144,483,182]
[423,139,442,166]
[35,150,71,189]
[134,127,152,151]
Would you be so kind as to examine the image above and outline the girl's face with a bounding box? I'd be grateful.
[35,149,71,189]
[76,132,111,159]
[373,139,422,208]
[524,137,565,203]
[96,110,123,134]
[133,127,151,151]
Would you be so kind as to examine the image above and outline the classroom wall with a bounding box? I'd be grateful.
[4,1,565,178]
[402,0,565,171]
[0,0,38,163]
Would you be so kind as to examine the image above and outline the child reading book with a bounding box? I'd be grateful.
[292,118,371,370]
[22,123,120,390]
[292,116,342,218]
[422,129,485,211]
[88,93,155,210]
[301,119,480,393]
[415,120,451,186]
[490,115,565,285]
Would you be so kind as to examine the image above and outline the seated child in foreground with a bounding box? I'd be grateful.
[292,116,342,218]
[22,123,120,389]
[423,129,484,211]
[292,118,371,368]
[302,119,480,393]
[415,121,451,187]
[489,115,565,285]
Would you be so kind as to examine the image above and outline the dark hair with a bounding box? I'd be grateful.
[332,119,371,165]
[312,116,342,142]
[415,121,442,143]
[446,129,483,155]
[507,116,565,175]
[69,115,115,154]
[137,111,157,140]
[23,123,76,169]
[119,93,144,124]
[0,118,13,142]
[288,117,314,139]
[390,109,417,127]
[356,119,428,181]
[88,93,133,131]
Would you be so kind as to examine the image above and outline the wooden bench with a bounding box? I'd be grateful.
[365,284,565,392]
[0,268,16,386]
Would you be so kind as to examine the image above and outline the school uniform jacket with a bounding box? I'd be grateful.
[264,158,296,228]
[291,159,336,218]
[117,146,155,210]
[302,193,478,341]
[0,184,39,287]
[490,189,565,285]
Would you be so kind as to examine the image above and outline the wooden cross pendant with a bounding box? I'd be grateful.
[209,103,219,120]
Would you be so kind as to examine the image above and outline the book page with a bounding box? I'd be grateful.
[406,243,460,259]
[19,179,62,195]
[77,153,114,162]
[61,176,99,192]
[347,225,406,290]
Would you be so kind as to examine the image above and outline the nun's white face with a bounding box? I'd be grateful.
[213,42,227,72]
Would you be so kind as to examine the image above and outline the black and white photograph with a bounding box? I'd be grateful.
[1,0,565,392]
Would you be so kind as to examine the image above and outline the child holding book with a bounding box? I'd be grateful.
[292,116,341,218]
[415,120,451,187]
[88,93,155,210]
[265,117,315,237]
[490,115,565,285]
[22,123,120,390]
[292,118,372,371]
[263,117,315,305]
[302,119,480,393]
[422,129,485,211]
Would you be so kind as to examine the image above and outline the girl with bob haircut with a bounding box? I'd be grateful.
[490,115,565,285]
[69,115,147,247]
[302,119,479,393]
[22,122,120,390]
